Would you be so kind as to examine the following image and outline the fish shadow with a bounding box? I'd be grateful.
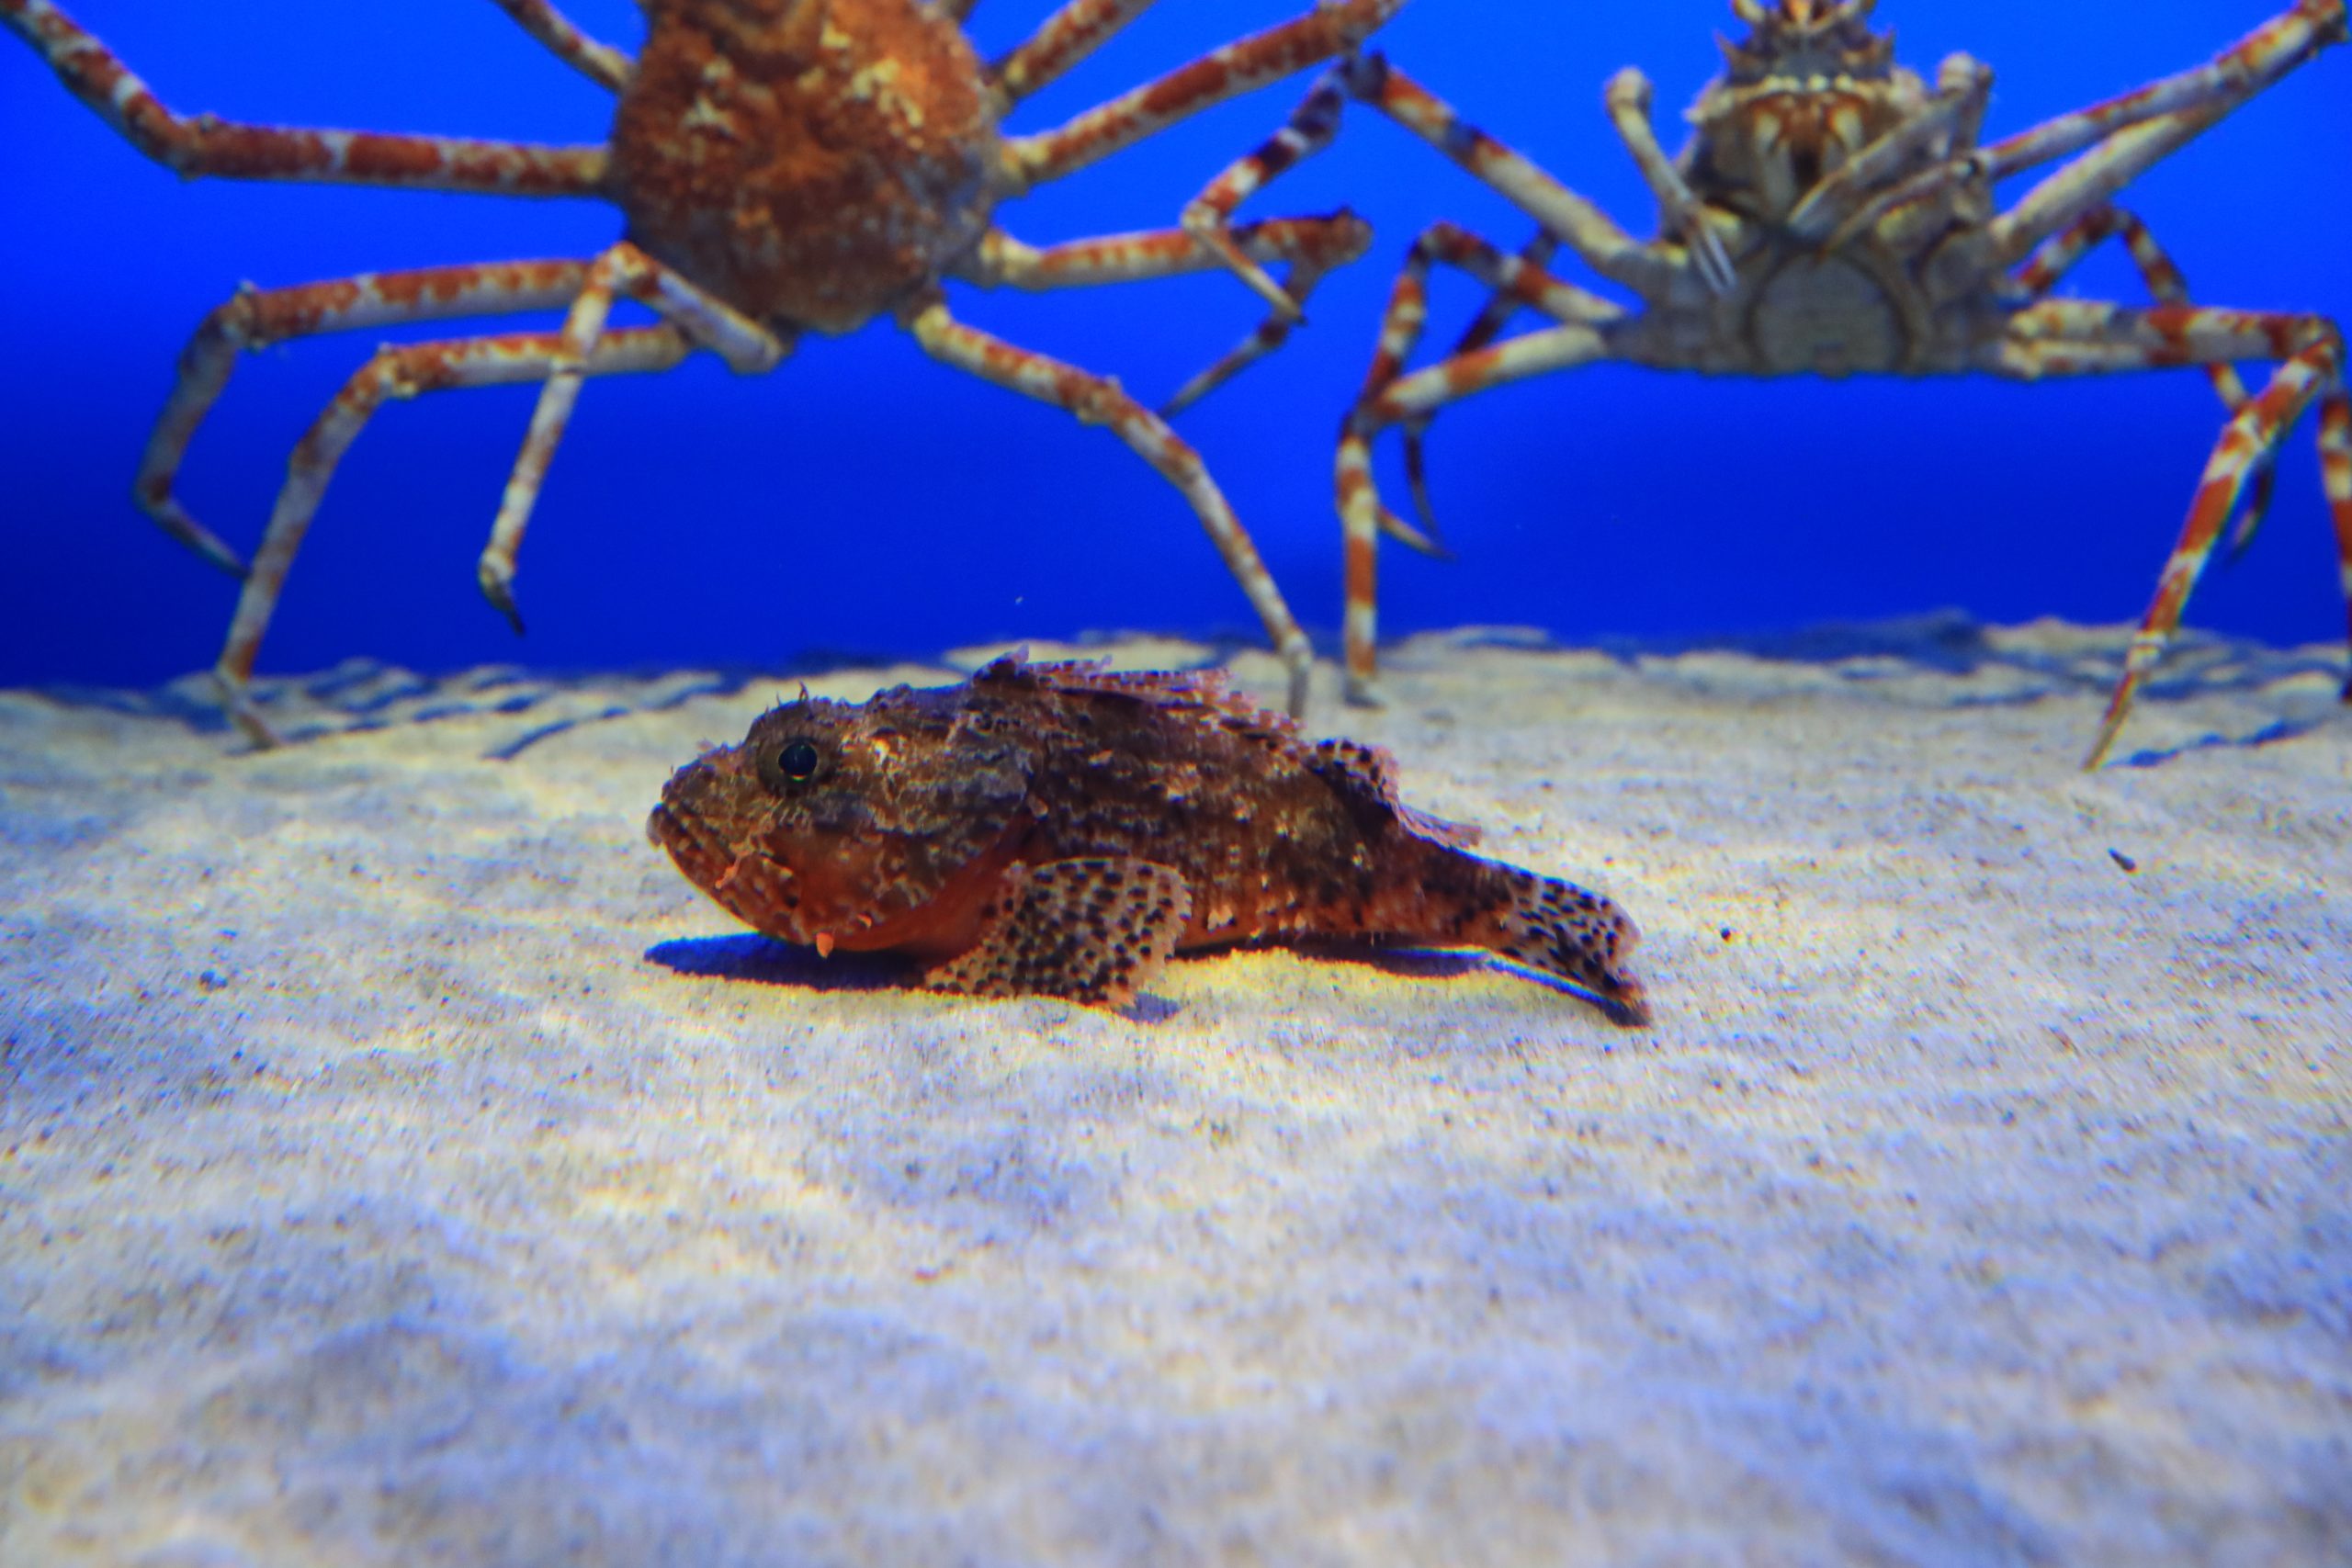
[1278,940,1489,986]
[645,932,1194,1023]
[644,933,916,996]
[646,934,1625,1021]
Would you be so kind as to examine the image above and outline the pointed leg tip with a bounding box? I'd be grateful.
[480,573,526,636]
[211,671,285,750]
[1284,662,1311,720]
[200,543,253,581]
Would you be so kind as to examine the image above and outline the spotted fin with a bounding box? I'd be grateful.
[924,856,1193,1007]
[1484,866,1649,1026]
[1307,738,1482,849]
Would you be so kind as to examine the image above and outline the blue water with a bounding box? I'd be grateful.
[4,0,2346,690]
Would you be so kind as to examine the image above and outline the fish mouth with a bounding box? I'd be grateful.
[646,800,723,884]
[648,798,815,942]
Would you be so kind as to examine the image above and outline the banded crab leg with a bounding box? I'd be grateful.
[1175,60,1356,324]
[1995,303,2351,766]
[1600,67,1737,296]
[1168,49,1703,410]
[0,0,609,195]
[217,327,692,748]
[967,203,1374,415]
[133,261,595,577]
[987,0,1157,107]
[898,293,1315,717]
[484,0,635,92]
[999,0,1404,315]
[1331,55,1679,302]
[2015,208,2279,551]
[1389,231,1558,540]
[1979,0,2344,186]
[482,243,791,630]
[954,216,1369,399]
[1839,3,2344,287]
[1332,225,1627,702]
[1955,2,2345,290]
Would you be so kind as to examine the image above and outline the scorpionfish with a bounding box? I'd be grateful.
[648,656,1649,1022]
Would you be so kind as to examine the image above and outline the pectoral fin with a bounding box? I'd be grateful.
[924,857,1193,1007]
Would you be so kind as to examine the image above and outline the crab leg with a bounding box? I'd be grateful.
[1601,68,1736,295]
[989,0,1158,107]
[1981,0,2345,184]
[1991,305,2349,765]
[954,214,1369,406]
[481,243,790,628]
[1327,55,1677,301]
[1174,62,1356,321]
[1393,231,1559,538]
[899,295,1314,717]
[2091,355,2351,767]
[999,0,1401,313]
[132,261,595,578]
[954,214,1366,292]
[1984,3,2345,274]
[217,327,691,748]
[1333,224,1625,700]
[1001,0,1401,189]
[485,0,634,92]
[2016,208,2277,550]
[0,0,610,195]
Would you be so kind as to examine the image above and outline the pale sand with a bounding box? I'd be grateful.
[2,617,2346,1567]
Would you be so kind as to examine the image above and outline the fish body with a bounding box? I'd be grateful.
[649,657,1649,1022]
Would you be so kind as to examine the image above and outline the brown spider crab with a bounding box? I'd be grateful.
[1207,0,2348,767]
[2,0,1407,743]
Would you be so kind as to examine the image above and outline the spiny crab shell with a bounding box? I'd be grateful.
[612,0,1002,334]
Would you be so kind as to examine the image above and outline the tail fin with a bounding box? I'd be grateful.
[1481,866,1650,1026]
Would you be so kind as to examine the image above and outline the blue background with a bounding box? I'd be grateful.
[3,0,2346,690]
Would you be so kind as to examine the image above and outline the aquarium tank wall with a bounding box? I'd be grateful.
[4,0,2346,692]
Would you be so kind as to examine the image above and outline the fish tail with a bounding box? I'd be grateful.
[1469,863,1650,1027]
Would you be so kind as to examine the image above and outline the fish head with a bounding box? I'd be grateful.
[649,682,1033,949]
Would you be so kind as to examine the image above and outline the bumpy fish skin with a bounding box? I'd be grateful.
[649,657,1649,1021]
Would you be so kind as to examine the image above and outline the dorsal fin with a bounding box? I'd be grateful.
[1023,660,1304,746]
[1001,658,1482,848]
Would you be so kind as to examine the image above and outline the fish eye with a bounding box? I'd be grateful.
[759,736,822,792]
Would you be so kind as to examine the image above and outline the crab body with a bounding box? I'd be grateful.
[613,0,1001,334]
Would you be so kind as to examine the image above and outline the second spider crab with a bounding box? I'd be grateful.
[2,0,1408,742]
[1210,0,2347,767]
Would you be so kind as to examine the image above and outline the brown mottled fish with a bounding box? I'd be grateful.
[648,656,1649,1022]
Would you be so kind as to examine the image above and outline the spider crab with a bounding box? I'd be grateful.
[2,0,1407,743]
[1258,0,2347,767]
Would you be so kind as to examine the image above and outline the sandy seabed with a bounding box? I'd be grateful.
[2,615,2347,1567]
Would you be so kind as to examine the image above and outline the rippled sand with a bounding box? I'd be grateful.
[4,617,2347,1566]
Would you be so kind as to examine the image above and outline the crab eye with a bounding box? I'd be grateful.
[760,737,822,792]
